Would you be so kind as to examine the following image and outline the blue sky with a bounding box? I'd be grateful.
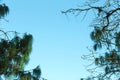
[2,0,94,80]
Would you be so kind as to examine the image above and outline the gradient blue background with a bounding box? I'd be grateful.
[2,0,94,80]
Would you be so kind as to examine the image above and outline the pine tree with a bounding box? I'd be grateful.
[0,1,41,80]
[63,0,120,79]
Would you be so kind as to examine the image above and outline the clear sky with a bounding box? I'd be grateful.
[2,0,94,80]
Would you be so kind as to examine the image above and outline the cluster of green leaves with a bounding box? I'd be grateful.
[90,1,120,79]
[0,34,32,74]
[0,33,41,79]
[63,0,120,79]
[88,0,120,79]
[0,1,41,80]
[0,3,9,18]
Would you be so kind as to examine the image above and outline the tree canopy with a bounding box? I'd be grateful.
[63,0,120,80]
[0,1,41,80]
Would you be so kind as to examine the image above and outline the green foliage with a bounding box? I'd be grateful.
[64,0,120,79]
[33,66,41,78]
[90,28,103,51]
[0,4,9,18]
[0,33,41,79]
[115,32,120,50]
[0,1,41,80]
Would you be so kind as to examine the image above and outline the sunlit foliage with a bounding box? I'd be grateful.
[63,0,120,79]
[0,1,41,80]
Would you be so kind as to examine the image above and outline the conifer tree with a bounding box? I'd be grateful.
[0,1,41,80]
[63,0,120,79]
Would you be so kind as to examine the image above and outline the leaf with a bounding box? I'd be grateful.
[105,66,109,73]
[95,58,99,65]
[93,44,97,51]
[95,28,102,41]
[0,4,9,18]
[90,31,95,41]
[33,66,41,79]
